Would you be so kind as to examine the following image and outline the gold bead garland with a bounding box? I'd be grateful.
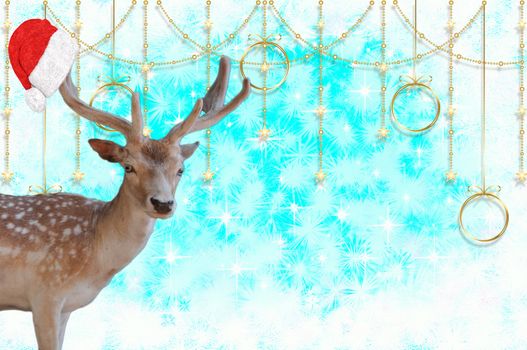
[258,1,270,144]
[46,0,137,56]
[157,0,259,54]
[314,0,326,185]
[142,0,151,137]
[29,1,62,195]
[1,0,13,183]
[72,0,84,183]
[377,0,389,139]
[517,0,526,182]
[203,0,214,182]
[268,0,374,53]
[446,0,456,182]
[393,1,520,66]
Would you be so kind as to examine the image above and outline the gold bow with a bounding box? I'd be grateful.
[248,33,282,43]
[97,74,131,87]
[28,184,63,195]
[467,184,502,195]
[399,74,433,85]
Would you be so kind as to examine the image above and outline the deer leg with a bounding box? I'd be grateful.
[32,301,62,350]
[58,312,71,349]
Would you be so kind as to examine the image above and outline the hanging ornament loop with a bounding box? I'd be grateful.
[459,2,508,244]
[239,34,290,91]
[459,185,509,244]
[390,0,440,135]
[89,82,134,133]
[390,75,441,134]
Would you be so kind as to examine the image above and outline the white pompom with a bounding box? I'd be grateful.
[25,87,46,112]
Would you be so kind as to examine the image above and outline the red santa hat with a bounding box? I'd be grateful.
[8,19,77,112]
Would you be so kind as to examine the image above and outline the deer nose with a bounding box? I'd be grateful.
[150,197,174,214]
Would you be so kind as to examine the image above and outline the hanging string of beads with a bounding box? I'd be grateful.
[142,0,152,137]
[202,0,215,182]
[446,0,456,182]
[1,0,12,183]
[258,1,271,143]
[377,0,389,139]
[517,0,526,182]
[72,0,84,183]
[314,0,326,185]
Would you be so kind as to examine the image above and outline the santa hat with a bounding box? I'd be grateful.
[8,19,77,112]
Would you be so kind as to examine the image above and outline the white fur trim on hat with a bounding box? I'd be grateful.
[25,87,46,112]
[28,30,77,98]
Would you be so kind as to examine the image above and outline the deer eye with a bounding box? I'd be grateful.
[177,168,184,176]
[124,164,135,173]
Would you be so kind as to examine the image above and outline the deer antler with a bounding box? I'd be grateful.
[59,73,144,142]
[166,56,250,142]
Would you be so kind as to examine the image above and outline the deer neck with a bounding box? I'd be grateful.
[94,179,156,273]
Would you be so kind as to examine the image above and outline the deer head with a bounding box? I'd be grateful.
[59,56,250,219]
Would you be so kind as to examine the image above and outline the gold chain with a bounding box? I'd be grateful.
[46,0,198,66]
[72,0,84,183]
[45,0,137,56]
[142,0,151,137]
[257,1,271,144]
[394,1,520,66]
[446,0,456,182]
[29,2,62,194]
[157,0,258,53]
[269,0,374,52]
[314,0,326,184]
[203,0,214,182]
[518,0,526,182]
[377,1,389,139]
[1,0,12,183]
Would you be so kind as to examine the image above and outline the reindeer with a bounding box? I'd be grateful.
[0,56,250,350]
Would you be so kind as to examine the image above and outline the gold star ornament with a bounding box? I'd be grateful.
[203,169,215,182]
[258,127,271,142]
[377,127,389,139]
[260,62,270,73]
[315,169,326,184]
[143,126,152,137]
[1,171,14,183]
[72,170,85,182]
[445,170,457,182]
[516,171,527,183]
[315,105,326,117]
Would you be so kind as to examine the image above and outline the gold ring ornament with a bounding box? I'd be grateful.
[390,75,441,134]
[239,34,290,91]
[458,185,509,244]
[89,78,133,132]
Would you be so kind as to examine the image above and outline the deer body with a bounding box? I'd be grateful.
[0,56,250,349]
[0,188,154,314]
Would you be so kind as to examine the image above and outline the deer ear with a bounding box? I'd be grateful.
[180,141,200,159]
[88,139,126,163]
